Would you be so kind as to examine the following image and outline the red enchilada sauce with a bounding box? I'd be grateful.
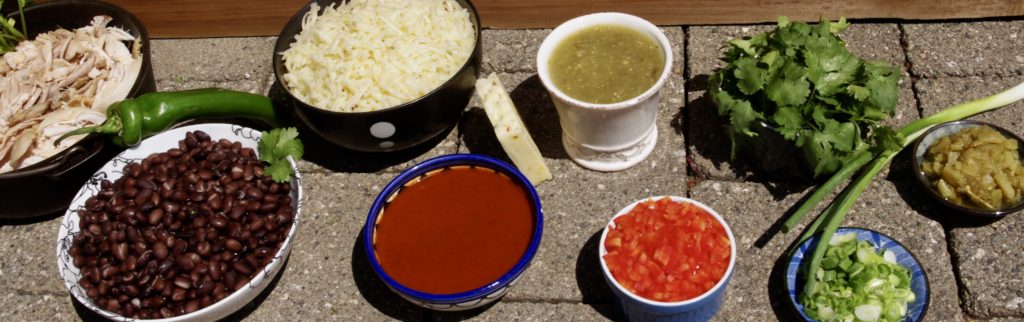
[374,166,534,294]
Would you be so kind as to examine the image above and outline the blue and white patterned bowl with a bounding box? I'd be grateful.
[363,154,544,311]
[786,227,929,322]
[55,124,303,321]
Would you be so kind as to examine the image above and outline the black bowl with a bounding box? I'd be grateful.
[271,0,481,153]
[0,0,155,219]
[912,120,1024,218]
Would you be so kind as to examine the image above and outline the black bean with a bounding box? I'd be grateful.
[173,239,188,255]
[171,287,187,302]
[232,261,252,275]
[100,265,120,279]
[225,239,242,252]
[233,276,250,291]
[173,276,192,290]
[147,208,164,226]
[153,241,168,259]
[113,243,128,262]
[208,194,223,211]
[184,300,199,314]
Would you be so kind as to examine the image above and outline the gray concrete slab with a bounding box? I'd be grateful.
[691,179,965,322]
[903,21,1024,78]
[430,301,614,321]
[150,37,276,83]
[0,293,77,321]
[0,216,67,295]
[915,75,1024,320]
[480,29,551,75]
[156,79,266,95]
[947,215,1024,319]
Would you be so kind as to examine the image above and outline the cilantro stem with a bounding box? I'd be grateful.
[781,149,872,233]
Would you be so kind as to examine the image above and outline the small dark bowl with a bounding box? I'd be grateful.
[912,120,1024,218]
[272,0,482,153]
[0,0,155,219]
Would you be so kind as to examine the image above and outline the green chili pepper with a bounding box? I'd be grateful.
[56,88,281,146]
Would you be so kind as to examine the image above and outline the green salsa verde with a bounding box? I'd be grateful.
[549,24,665,104]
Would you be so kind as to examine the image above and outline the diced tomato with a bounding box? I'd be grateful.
[603,198,731,302]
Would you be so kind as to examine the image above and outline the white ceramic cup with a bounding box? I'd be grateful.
[537,12,673,172]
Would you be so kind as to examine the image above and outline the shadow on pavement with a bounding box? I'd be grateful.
[575,229,623,321]
[767,240,809,321]
[268,81,451,173]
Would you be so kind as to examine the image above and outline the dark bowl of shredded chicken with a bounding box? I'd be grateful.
[0,0,155,219]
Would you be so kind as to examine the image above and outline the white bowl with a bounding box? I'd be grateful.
[536,12,673,172]
[55,123,303,321]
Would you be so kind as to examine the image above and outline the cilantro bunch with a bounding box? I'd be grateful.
[709,17,900,177]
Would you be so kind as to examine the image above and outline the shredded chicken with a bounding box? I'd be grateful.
[0,16,142,173]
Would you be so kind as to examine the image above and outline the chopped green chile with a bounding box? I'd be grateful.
[922,126,1024,210]
[799,234,915,322]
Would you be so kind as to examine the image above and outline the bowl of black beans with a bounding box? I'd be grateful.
[55,123,303,320]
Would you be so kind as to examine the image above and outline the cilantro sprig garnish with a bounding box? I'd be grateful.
[709,17,900,177]
[258,127,304,183]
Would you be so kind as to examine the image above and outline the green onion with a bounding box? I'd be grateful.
[800,233,915,322]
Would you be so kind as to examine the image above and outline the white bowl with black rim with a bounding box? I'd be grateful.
[55,123,303,321]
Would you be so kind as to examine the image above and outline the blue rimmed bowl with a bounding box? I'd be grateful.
[363,154,543,311]
[786,227,930,322]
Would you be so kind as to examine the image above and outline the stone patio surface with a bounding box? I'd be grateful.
[2,17,1023,322]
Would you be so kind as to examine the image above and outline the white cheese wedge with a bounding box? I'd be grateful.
[475,73,552,186]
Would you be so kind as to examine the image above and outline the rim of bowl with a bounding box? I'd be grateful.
[55,124,304,321]
[911,120,1024,217]
[363,154,544,304]
[597,196,737,307]
[0,0,152,181]
[785,227,930,322]
[271,0,481,115]
[536,12,674,110]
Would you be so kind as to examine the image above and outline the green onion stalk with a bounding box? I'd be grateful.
[786,81,1024,300]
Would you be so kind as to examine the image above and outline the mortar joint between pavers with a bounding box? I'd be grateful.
[897,24,927,121]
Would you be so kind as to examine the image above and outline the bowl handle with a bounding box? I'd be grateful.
[45,136,106,179]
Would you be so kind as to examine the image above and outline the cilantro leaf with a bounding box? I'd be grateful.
[772,106,805,140]
[258,127,305,183]
[765,59,810,107]
[265,162,294,183]
[733,57,765,95]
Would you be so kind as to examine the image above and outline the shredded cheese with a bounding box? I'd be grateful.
[281,0,475,113]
